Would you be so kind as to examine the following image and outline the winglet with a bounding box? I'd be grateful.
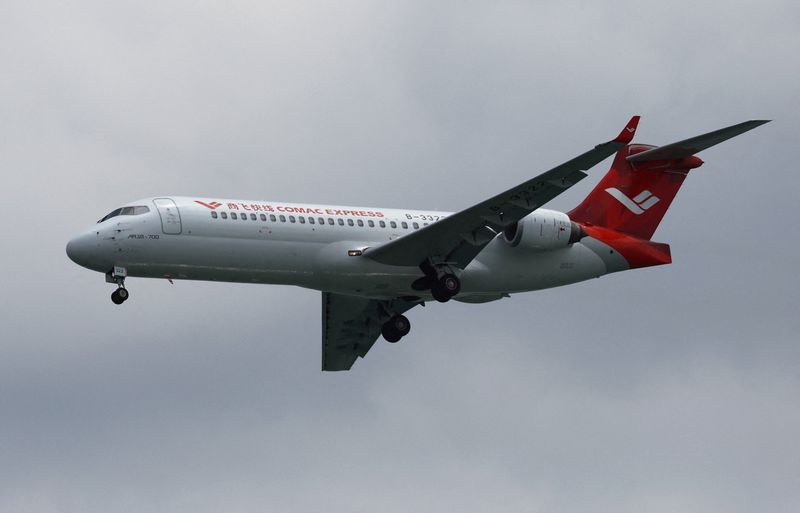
[612,115,641,144]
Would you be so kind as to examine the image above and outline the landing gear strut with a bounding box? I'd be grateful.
[106,267,130,305]
[382,314,411,343]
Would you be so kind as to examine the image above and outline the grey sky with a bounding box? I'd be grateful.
[1,1,799,512]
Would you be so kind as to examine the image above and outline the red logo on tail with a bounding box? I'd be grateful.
[195,200,222,209]
[605,188,660,215]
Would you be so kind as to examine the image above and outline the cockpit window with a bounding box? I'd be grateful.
[98,208,122,223]
[97,205,150,223]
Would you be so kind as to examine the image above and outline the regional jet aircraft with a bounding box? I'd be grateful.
[66,117,768,370]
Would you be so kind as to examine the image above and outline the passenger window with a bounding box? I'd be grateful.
[368,220,374,227]
[413,222,419,229]
[309,217,315,224]
[357,219,364,227]
[270,214,277,222]
[401,222,408,229]
[319,217,325,225]
[250,213,257,220]
[390,221,397,228]
[211,211,218,219]
[231,212,238,220]
[379,220,386,228]
[241,214,247,221]
[260,214,267,221]
[338,219,344,226]
[347,219,354,226]
[221,212,228,219]
[289,216,296,223]
[279,215,286,222]
[328,218,334,225]
[299,216,305,224]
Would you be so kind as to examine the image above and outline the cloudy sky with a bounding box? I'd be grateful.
[1,1,799,512]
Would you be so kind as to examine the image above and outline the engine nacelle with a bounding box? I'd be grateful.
[502,210,586,251]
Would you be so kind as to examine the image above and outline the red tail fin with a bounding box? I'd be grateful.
[568,145,703,240]
[569,119,769,239]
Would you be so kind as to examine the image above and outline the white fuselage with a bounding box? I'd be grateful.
[64,118,761,369]
[66,196,627,302]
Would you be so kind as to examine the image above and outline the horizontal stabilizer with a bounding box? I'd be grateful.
[626,120,770,163]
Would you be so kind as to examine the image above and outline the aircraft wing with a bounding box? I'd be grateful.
[363,116,641,268]
[321,292,420,371]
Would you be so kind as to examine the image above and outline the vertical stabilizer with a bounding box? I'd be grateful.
[567,146,699,240]
[568,119,769,240]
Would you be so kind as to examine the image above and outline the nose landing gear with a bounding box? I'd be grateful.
[106,267,130,305]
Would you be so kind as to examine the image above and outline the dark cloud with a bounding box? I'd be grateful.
[1,0,798,511]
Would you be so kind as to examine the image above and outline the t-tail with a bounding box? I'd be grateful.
[569,119,770,268]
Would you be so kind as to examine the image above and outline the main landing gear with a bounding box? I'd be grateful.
[106,267,130,305]
[431,273,461,303]
[412,260,462,303]
[382,314,411,343]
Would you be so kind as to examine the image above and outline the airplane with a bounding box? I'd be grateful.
[66,117,769,370]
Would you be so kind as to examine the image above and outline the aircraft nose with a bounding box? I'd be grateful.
[66,232,94,267]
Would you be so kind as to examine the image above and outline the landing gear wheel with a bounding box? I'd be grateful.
[382,315,411,343]
[389,315,411,337]
[432,274,460,303]
[439,274,461,295]
[431,284,450,303]
[111,287,129,305]
[382,325,402,343]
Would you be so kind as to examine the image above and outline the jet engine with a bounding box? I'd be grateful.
[502,210,586,251]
